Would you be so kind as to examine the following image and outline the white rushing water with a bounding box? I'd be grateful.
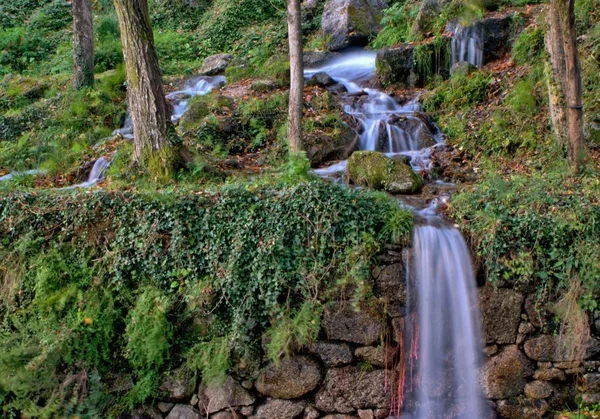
[65,156,110,189]
[399,198,487,419]
[448,21,484,69]
[113,75,226,138]
[0,169,46,182]
[305,50,444,180]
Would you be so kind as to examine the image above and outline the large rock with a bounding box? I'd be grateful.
[524,335,576,362]
[524,381,554,399]
[199,54,233,76]
[198,376,255,415]
[250,399,306,419]
[255,356,322,399]
[315,366,390,413]
[376,39,450,87]
[322,302,383,345]
[478,286,524,344]
[303,51,342,67]
[322,0,388,51]
[354,346,388,367]
[481,345,534,399]
[165,404,201,419]
[311,342,354,367]
[347,151,424,194]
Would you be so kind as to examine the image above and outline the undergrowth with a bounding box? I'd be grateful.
[0,181,412,416]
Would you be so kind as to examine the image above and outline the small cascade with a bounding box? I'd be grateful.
[397,198,487,419]
[113,76,226,138]
[448,21,484,68]
[166,75,226,122]
[0,169,46,182]
[68,157,110,188]
[305,50,443,178]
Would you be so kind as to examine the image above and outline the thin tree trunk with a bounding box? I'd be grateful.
[545,3,568,146]
[557,0,584,172]
[72,0,94,89]
[113,0,172,165]
[287,0,304,154]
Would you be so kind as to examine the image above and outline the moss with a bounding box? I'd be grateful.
[347,151,423,194]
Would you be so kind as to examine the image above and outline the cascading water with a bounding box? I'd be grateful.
[400,199,488,418]
[113,75,226,138]
[306,50,443,180]
[307,50,487,418]
[447,21,484,68]
[0,169,46,182]
[65,156,110,189]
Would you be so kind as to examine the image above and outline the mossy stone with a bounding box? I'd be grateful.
[347,151,423,194]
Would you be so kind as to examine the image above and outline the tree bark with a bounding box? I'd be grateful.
[287,0,304,154]
[545,3,568,146]
[547,0,584,172]
[72,0,94,89]
[113,0,172,165]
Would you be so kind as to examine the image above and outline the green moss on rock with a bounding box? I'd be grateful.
[347,150,424,194]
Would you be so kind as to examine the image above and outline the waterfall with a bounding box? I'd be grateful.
[67,156,110,188]
[305,49,443,179]
[448,21,484,68]
[166,75,226,122]
[401,199,487,418]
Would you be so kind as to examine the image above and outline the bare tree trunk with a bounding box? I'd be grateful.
[287,0,304,154]
[72,0,94,89]
[547,0,584,172]
[113,0,173,167]
[545,3,568,146]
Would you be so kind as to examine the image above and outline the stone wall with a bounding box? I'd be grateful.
[141,247,599,419]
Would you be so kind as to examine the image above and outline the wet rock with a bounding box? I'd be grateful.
[166,404,201,419]
[386,115,438,150]
[307,72,337,87]
[376,39,450,87]
[251,399,306,419]
[255,356,322,399]
[347,151,424,194]
[533,368,566,381]
[211,412,234,419]
[482,345,534,399]
[478,285,524,344]
[304,116,356,167]
[199,54,233,76]
[311,342,354,367]
[315,366,390,413]
[524,381,553,399]
[355,346,388,368]
[322,0,388,51]
[495,399,549,419]
[159,369,196,402]
[322,302,383,345]
[303,51,342,67]
[198,376,255,415]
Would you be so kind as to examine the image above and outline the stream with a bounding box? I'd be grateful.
[305,50,487,418]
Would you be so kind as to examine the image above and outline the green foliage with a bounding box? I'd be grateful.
[424,72,492,112]
[452,164,600,309]
[512,26,545,66]
[265,300,322,362]
[372,1,420,48]
[0,182,410,414]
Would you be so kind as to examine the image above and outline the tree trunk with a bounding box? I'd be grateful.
[113,0,173,166]
[547,0,584,172]
[545,3,567,147]
[72,0,94,89]
[287,0,304,154]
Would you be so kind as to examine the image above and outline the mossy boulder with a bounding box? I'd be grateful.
[347,151,423,194]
